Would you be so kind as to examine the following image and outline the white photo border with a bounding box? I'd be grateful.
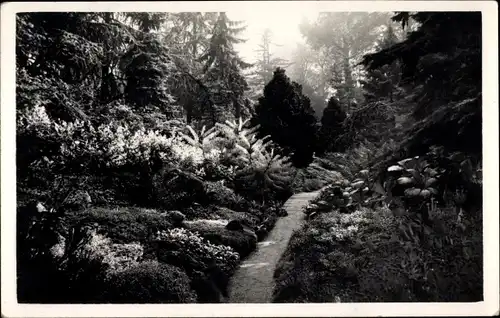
[1,1,498,317]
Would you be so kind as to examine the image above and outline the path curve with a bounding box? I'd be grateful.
[227,189,324,303]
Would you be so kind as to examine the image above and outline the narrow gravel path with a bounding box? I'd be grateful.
[227,189,324,303]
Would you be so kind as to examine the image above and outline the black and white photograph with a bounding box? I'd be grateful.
[1,1,498,317]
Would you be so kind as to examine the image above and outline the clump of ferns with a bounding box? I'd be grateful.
[234,135,294,204]
[216,117,258,145]
[179,124,220,158]
[214,118,262,165]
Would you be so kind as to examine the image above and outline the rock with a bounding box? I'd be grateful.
[332,186,343,197]
[167,210,186,225]
[351,180,365,189]
[36,202,48,213]
[62,190,92,211]
[255,225,267,241]
[226,220,244,231]
[277,208,288,217]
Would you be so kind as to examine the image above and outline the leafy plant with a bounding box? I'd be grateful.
[154,228,240,274]
[234,142,295,204]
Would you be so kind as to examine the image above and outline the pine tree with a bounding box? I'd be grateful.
[121,34,180,117]
[360,12,482,156]
[301,82,326,118]
[200,13,252,123]
[252,68,319,167]
[360,24,401,103]
[247,29,291,99]
[318,97,347,154]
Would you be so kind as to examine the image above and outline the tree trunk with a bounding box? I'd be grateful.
[233,97,241,120]
[186,101,193,124]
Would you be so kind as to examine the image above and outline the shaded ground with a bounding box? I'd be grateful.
[227,190,323,303]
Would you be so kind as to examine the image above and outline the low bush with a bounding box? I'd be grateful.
[65,207,173,245]
[153,228,240,275]
[204,180,239,208]
[103,261,197,303]
[273,203,482,302]
[183,219,258,258]
[151,167,208,209]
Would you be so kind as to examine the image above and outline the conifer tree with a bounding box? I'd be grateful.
[360,12,482,155]
[200,13,252,122]
[360,24,401,103]
[252,68,318,167]
[247,29,291,100]
[318,97,347,154]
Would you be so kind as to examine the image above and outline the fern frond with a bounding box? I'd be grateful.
[186,125,199,143]
[181,133,197,146]
[238,117,250,131]
[203,131,219,145]
[203,126,218,138]
[235,143,249,155]
[240,135,251,149]
[225,119,237,129]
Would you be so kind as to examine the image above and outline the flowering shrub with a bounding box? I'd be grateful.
[155,228,240,273]
[77,230,144,273]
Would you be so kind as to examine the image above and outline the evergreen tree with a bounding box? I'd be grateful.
[200,13,252,123]
[252,68,318,167]
[360,12,482,156]
[300,82,326,118]
[318,97,347,154]
[161,13,219,125]
[247,29,291,100]
[119,13,182,117]
[300,12,393,114]
[360,24,401,103]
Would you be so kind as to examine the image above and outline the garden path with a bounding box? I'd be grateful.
[227,188,325,303]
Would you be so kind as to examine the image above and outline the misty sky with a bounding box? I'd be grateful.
[228,9,320,63]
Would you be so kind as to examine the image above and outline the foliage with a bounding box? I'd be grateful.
[274,202,482,302]
[154,228,240,274]
[183,219,258,258]
[246,28,292,100]
[104,261,197,303]
[65,207,173,244]
[204,180,238,207]
[151,167,207,209]
[299,12,393,111]
[200,13,252,121]
[360,12,482,157]
[233,135,295,203]
[253,68,319,167]
[291,158,346,193]
[359,24,402,103]
[318,97,347,154]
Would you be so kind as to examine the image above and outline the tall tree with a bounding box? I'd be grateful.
[300,12,392,113]
[161,13,218,124]
[247,28,291,99]
[252,68,319,167]
[288,43,331,103]
[318,97,347,154]
[360,24,402,103]
[200,13,252,123]
[361,12,482,156]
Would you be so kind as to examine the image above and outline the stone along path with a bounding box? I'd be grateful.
[227,189,324,303]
